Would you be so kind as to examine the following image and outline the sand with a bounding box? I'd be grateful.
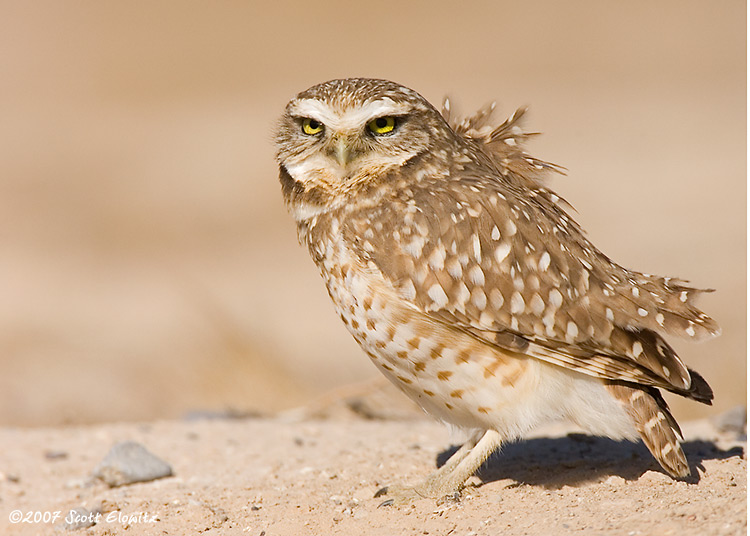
[1,412,745,536]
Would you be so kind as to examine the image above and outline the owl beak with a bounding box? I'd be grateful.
[332,137,354,167]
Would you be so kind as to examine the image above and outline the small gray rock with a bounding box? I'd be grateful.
[93,441,173,487]
[60,506,101,530]
[711,406,747,437]
[44,449,68,460]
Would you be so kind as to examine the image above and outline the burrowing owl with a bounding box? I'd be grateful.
[275,78,718,503]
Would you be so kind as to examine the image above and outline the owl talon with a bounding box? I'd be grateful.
[372,483,428,505]
[372,482,464,506]
[435,491,462,506]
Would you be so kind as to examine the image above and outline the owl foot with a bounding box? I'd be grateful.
[375,430,502,506]
[374,482,463,507]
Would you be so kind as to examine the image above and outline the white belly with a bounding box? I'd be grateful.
[320,244,637,442]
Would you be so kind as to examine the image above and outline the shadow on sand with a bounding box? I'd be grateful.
[436,434,745,488]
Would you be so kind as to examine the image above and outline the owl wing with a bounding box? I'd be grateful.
[343,174,717,401]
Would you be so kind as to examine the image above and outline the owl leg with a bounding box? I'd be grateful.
[376,430,482,500]
[376,429,502,506]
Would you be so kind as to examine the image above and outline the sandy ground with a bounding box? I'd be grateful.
[0,410,745,536]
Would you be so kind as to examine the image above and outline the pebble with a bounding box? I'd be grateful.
[604,475,627,486]
[61,506,100,530]
[0,471,20,483]
[92,441,173,487]
[44,449,68,460]
[711,406,747,437]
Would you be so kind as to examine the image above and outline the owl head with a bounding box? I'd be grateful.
[276,78,454,219]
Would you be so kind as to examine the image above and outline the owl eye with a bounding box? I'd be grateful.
[367,116,397,135]
[301,118,324,135]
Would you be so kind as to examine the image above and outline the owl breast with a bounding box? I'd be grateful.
[307,215,635,441]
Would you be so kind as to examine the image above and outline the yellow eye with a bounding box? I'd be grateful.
[302,118,323,135]
[368,116,397,135]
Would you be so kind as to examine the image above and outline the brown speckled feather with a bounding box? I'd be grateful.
[342,112,717,400]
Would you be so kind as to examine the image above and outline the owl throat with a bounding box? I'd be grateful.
[279,155,414,223]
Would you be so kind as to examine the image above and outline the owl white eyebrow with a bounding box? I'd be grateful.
[291,98,410,132]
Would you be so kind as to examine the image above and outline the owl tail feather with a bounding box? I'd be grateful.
[685,369,713,405]
[606,383,690,479]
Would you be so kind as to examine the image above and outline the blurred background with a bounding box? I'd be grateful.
[0,1,744,426]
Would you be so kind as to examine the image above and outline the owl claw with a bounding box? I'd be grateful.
[373,482,463,506]
[373,484,424,505]
[435,491,463,506]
